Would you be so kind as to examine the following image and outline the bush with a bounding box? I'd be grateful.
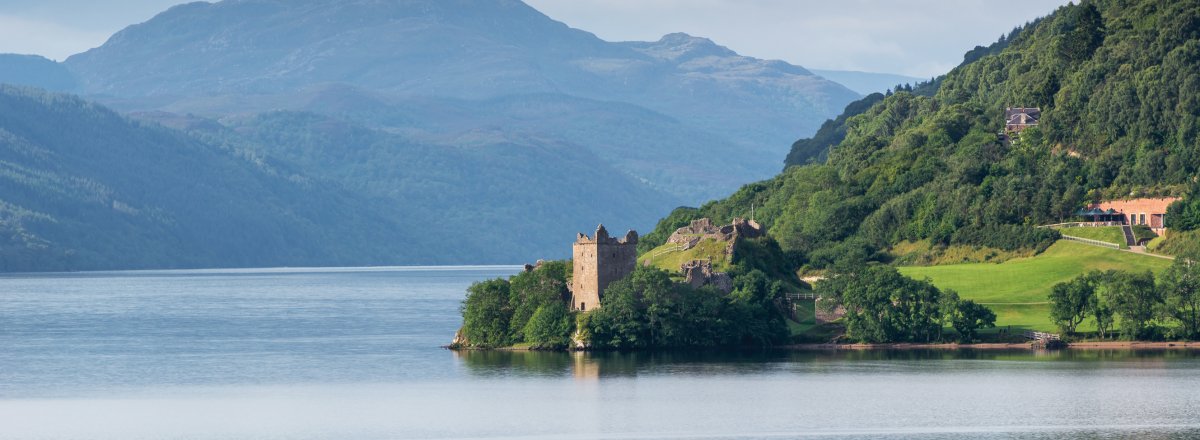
[523,302,574,349]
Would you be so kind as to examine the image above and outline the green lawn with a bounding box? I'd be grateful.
[1053,225,1127,249]
[640,238,731,273]
[899,240,1172,331]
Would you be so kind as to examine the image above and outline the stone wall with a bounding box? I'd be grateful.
[666,217,763,253]
[681,259,733,293]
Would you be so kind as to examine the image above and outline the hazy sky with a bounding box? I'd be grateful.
[0,0,1070,77]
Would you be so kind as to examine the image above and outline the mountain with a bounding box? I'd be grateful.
[0,85,683,271]
[0,54,77,92]
[0,85,408,271]
[62,0,858,203]
[641,0,1200,268]
[810,69,926,95]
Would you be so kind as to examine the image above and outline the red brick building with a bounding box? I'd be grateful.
[1089,197,1180,233]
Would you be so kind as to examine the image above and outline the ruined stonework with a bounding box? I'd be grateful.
[570,224,638,312]
[681,259,733,293]
[666,217,764,257]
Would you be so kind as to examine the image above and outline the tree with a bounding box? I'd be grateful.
[1166,191,1200,232]
[523,302,574,349]
[938,289,962,341]
[460,279,513,347]
[585,266,790,349]
[1054,2,1104,63]
[816,265,944,343]
[952,299,997,343]
[1159,258,1200,339]
[1049,273,1097,334]
[507,261,570,342]
[1106,271,1163,340]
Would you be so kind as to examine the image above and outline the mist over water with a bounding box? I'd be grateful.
[3,267,1200,439]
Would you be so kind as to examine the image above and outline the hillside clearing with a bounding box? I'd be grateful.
[899,240,1172,331]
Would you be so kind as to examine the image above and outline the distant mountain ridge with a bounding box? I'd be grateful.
[0,86,681,271]
[62,0,859,200]
[0,55,77,92]
[0,0,865,271]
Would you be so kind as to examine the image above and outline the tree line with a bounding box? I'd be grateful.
[1049,256,1200,340]
[816,265,996,344]
[457,261,794,350]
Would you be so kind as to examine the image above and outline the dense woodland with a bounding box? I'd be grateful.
[643,0,1200,272]
[458,237,798,349]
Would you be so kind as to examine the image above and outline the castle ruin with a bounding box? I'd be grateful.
[681,259,733,293]
[570,224,638,312]
[666,217,763,257]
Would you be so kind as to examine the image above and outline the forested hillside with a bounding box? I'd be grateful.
[0,86,474,271]
[645,0,1200,270]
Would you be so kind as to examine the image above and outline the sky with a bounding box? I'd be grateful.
[0,0,1070,77]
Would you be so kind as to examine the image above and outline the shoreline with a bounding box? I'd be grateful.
[783,341,1200,350]
[449,340,1200,352]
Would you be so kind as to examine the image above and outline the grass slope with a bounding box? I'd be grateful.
[899,240,1172,331]
[1053,226,1127,249]
[640,238,731,274]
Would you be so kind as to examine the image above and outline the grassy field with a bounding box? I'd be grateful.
[640,238,731,273]
[1053,225,1127,249]
[899,240,1172,331]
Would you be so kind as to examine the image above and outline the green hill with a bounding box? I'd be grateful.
[899,240,1172,330]
[644,0,1200,271]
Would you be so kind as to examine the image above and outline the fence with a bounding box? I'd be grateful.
[785,292,816,301]
[643,244,685,259]
[1023,330,1061,341]
[1058,234,1121,250]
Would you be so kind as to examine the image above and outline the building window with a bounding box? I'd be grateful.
[580,302,586,311]
[1140,214,1146,225]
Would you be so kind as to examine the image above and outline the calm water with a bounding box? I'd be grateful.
[2,267,1200,439]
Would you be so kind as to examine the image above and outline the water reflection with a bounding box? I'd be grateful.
[455,348,1200,379]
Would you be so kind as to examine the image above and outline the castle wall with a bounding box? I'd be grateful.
[570,226,637,312]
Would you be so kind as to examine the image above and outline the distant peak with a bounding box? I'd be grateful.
[629,32,736,62]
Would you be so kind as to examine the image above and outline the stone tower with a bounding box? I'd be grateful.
[570,224,637,312]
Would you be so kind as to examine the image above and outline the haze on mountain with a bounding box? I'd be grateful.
[0,0,860,271]
[61,0,859,201]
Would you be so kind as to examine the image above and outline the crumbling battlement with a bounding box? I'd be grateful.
[576,224,638,245]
